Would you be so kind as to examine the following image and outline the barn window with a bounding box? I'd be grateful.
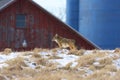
[16,14,26,28]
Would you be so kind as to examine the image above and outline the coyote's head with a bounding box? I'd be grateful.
[52,34,60,42]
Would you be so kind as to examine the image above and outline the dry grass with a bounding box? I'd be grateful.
[32,53,41,58]
[34,58,47,66]
[33,57,57,69]
[76,51,111,68]
[1,67,85,80]
[103,64,117,72]
[5,57,27,67]
[1,48,120,80]
[112,70,120,80]
[51,48,60,53]
[68,49,85,56]
[94,64,105,70]
[32,48,42,53]
[11,70,84,80]
[76,54,96,67]
[62,62,73,70]
[0,74,6,80]
[2,48,12,55]
[98,57,113,65]
[48,55,63,59]
[86,70,112,80]
[114,48,120,53]
[32,48,50,54]
[89,64,95,70]
[1,57,27,74]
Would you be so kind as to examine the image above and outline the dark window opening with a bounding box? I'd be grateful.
[16,14,26,28]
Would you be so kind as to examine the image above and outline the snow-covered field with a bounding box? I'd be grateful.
[0,48,120,80]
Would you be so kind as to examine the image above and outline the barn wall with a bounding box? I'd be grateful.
[0,0,98,50]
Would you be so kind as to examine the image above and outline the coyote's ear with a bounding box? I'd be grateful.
[55,34,58,36]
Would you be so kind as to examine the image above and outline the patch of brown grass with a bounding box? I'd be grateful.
[112,70,120,80]
[86,70,112,80]
[3,69,84,80]
[21,51,33,56]
[5,57,27,67]
[2,48,12,55]
[95,52,108,58]
[32,70,83,80]
[33,48,42,53]
[35,58,49,66]
[68,49,85,56]
[103,64,117,72]
[3,57,27,73]
[51,48,61,53]
[114,48,120,53]
[21,67,37,76]
[92,49,100,53]
[98,57,113,65]
[62,62,73,70]
[32,53,41,58]
[85,64,117,80]
[94,64,105,70]
[77,54,96,67]
[1,67,37,80]
[89,65,97,71]
[0,74,6,80]
[49,55,63,59]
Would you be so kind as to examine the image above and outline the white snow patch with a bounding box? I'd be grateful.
[40,51,50,56]
[0,63,9,69]
[25,61,36,69]
[84,50,93,55]
[57,49,69,54]
[113,58,120,69]
[51,54,79,67]
[78,67,93,77]
[61,79,67,80]
[93,62,100,66]
[0,52,18,63]
[71,62,78,68]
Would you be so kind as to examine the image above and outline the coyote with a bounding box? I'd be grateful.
[52,34,77,50]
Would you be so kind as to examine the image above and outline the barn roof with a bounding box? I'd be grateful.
[0,0,100,49]
[0,0,14,10]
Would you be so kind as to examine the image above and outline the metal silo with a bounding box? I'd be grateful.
[79,0,120,49]
[66,0,79,31]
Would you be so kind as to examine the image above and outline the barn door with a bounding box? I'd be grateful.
[15,14,28,50]
[15,14,35,50]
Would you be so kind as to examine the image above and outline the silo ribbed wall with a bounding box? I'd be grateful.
[79,0,120,49]
[66,0,79,31]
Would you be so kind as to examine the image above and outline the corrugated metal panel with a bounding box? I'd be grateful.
[79,0,120,49]
[66,0,79,31]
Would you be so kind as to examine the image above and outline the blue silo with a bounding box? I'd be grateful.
[79,0,120,49]
[66,0,79,31]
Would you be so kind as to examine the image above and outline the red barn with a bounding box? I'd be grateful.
[0,0,99,51]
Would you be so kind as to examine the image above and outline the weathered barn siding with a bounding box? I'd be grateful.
[0,0,99,50]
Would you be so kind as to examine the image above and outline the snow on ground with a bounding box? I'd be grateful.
[113,59,120,69]
[0,52,18,63]
[0,48,120,80]
[0,49,120,70]
[51,54,79,67]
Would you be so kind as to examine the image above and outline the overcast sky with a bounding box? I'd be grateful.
[33,0,66,22]
[33,0,66,8]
